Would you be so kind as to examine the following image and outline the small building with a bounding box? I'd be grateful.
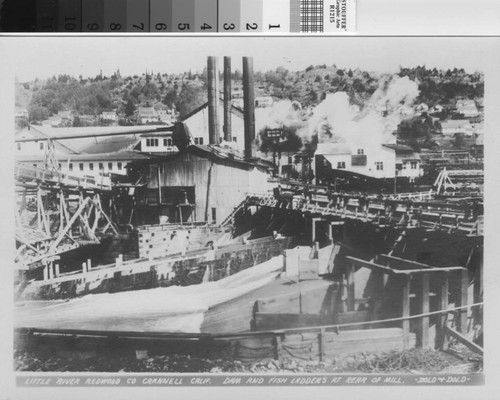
[129,145,273,225]
[385,144,423,180]
[137,107,159,124]
[15,125,171,176]
[441,120,474,137]
[255,96,274,108]
[456,99,479,118]
[100,111,118,122]
[16,151,151,177]
[182,100,245,150]
[139,130,177,154]
[314,142,422,183]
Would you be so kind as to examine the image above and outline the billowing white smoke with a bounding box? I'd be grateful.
[310,75,419,147]
[254,75,420,151]
[255,99,307,132]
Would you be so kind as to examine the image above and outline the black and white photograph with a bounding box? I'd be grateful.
[1,36,498,392]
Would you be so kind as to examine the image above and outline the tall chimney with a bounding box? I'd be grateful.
[223,56,232,142]
[243,56,255,159]
[207,56,219,145]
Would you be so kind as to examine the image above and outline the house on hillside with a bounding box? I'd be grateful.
[441,120,473,137]
[128,145,273,225]
[100,111,118,122]
[137,107,159,124]
[456,99,479,118]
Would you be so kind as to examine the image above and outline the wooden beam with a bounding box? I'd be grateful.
[444,325,483,356]
[344,256,396,275]
[457,268,469,334]
[402,276,411,350]
[379,254,434,270]
[436,273,449,350]
[420,273,430,348]
[346,263,355,312]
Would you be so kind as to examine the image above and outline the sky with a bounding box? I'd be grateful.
[2,36,497,82]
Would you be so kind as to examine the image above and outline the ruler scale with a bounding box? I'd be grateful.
[0,0,356,33]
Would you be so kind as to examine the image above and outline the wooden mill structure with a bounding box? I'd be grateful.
[15,162,119,276]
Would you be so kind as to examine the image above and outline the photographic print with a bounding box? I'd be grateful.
[3,36,496,389]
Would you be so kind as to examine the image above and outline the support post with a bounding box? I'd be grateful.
[402,275,411,350]
[436,272,449,350]
[457,268,469,334]
[419,273,430,348]
[87,258,92,271]
[318,328,326,361]
[275,335,282,361]
[346,263,355,312]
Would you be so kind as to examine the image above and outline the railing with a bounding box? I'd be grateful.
[15,164,112,191]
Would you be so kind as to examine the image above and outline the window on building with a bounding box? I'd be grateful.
[40,142,44,150]
[17,143,21,151]
[108,162,113,170]
[146,138,159,147]
[89,163,94,171]
[33,164,37,168]
[337,161,346,169]
[163,138,168,146]
[99,163,104,170]
[69,163,73,171]
[410,161,418,169]
[288,156,293,164]
[195,137,204,145]
[211,208,216,223]
[117,162,122,170]
[79,163,84,171]
[357,149,364,155]
[375,162,384,171]
[167,138,172,146]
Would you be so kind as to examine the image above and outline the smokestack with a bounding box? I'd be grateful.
[243,56,255,159]
[207,56,219,145]
[223,56,232,142]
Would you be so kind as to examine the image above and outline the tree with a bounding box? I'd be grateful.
[395,116,436,150]
[175,83,206,119]
[28,105,49,122]
[124,98,136,117]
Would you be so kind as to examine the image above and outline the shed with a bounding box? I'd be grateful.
[129,145,273,225]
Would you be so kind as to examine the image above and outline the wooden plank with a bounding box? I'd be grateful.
[444,325,483,356]
[402,276,411,350]
[254,313,331,331]
[379,254,434,270]
[344,256,396,275]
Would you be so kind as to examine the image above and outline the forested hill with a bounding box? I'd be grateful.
[17,65,483,125]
